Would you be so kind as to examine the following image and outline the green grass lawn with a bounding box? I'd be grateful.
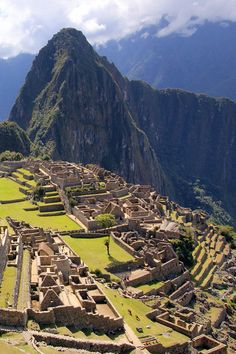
[0,332,38,354]
[0,200,79,232]
[17,250,30,310]
[0,178,25,201]
[135,280,165,293]
[17,168,33,177]
[101,285,188,348]
[0,266,17,307]
[0,178,79,231]
[63,236,133,274]
[0,341,27,354]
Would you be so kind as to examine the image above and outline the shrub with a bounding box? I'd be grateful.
[0,150,24,161]
[32,186,45,202]
[170,228,194,267]
[218,225,236,249]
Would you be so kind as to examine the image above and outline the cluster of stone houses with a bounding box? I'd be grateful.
[0,159,234,353]
[0,219,123,333]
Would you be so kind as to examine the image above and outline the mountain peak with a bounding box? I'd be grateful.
[50,28,92,50]
[9,29,167,193]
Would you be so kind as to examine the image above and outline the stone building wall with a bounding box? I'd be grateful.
[13,239,23,307]
[111,233,136,256]
[0,308,27,326]
[32,331,134,353]
[0,228,9,284]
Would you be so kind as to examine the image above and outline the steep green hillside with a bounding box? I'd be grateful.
[0,121,31,156]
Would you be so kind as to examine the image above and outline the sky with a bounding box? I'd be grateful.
[1,0,236,58]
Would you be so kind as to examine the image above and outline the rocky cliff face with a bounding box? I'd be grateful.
[127,83,236,225]
[9,28,236,225]
[9,28,167,193]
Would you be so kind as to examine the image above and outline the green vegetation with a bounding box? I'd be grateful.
[192,179,233,225]
[66,183,106,207]
[0,150,23,161]
[0,200,78,230]
[0,341,26,354]
[170,227,194,267]
[0,266,17,307]
[0,121,31,157]
[101,285,188,347]
[95,213,116,229]
[0,178,79,230]
[217,224,236,249]
[135,280,165,293]
[0,332,38,353]
[0,177,25,201]
[63,235,133,274]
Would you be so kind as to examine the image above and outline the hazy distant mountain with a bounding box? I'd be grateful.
[0,54,34,120]
[9,28,236,226]
[98,21,236,101]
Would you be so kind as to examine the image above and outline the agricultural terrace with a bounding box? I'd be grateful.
[0,178,79,231]
[0,177,25,201]
[63,235,133,274]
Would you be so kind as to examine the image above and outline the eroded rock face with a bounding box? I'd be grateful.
[9,28,236,225]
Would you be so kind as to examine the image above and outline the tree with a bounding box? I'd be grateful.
[104,238,110,256]
[170,228,195,267]
[94,213,116,229]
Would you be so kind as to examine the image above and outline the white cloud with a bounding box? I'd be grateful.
[0,0,236,57]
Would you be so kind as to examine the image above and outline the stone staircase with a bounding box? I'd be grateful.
[191,227,231,289]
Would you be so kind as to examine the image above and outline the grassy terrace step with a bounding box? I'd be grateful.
[192,244,201,258]
[37,211,66,217]
[45,191,59,197]
[19,186,32,195]
[38,201,64,212]
[0,196,80,231]
[200,265,217,288]
[0,177,26,201]
[13,171,37,188]
[42,184,57,192]
[215,253,225,265]
[17,168,33,177]
[135,280,165,293]
[43,196,61,203]
[195,258,214,284]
